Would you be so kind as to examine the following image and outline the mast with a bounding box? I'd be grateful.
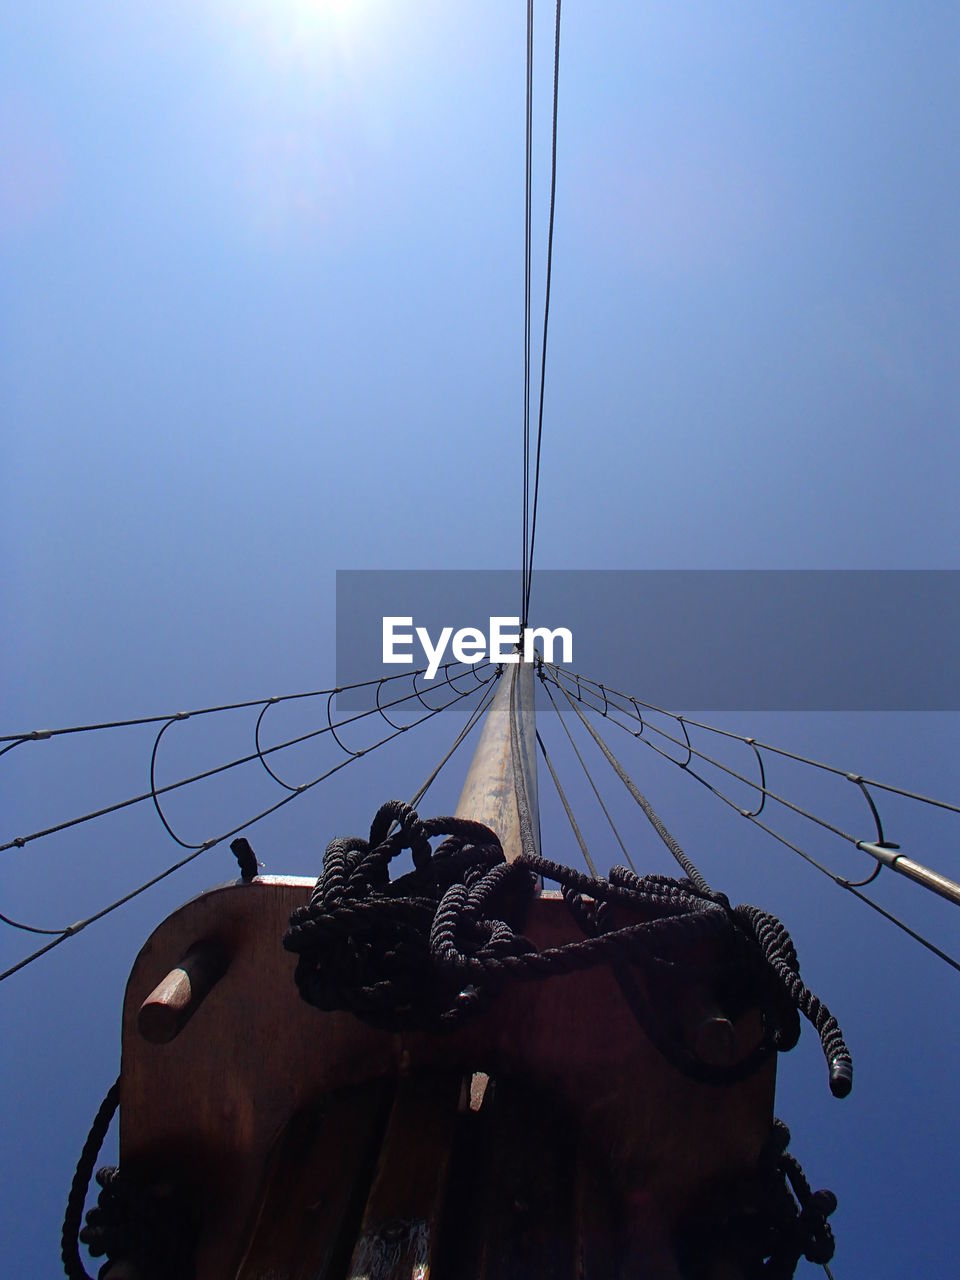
[455,659,541,862]
[91,655,786,1280]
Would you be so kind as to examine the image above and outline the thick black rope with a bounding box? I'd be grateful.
[62,1078,198,1280]
[675,1118,837,1278]
[77,1167,198,1280]
[735,904,852,1097]
[62,1080,119,1280]
[548,682,852,1096]
[284,802,852,1096]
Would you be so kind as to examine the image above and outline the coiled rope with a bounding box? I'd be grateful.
[284,800,852,1097]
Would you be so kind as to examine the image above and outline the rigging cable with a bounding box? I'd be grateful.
[545,663,960,883]
[548,664,960,817]
[553,675,712,893]
[522,0,533,617]
[551,670,870,847]
[542,664,960,975]
[377,678,498,843]
[0,670,497,984]
[0,666,440,745]
[536,729,598,875]
[540,673,637,872]
[409,677,498,810]
[1,662,492,854]
[523,0,562,626]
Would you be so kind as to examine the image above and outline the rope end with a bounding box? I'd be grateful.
[828,1058,853,1098]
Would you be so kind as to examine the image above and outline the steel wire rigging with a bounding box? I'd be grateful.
[0,663,499,984]
[0,671,431,746]
[1,663,492,856]
[540,674,637,871]
[530,691,854,1104]
[521,0,563,627]
[539,661,960,975]
[522,0,533,617]
[536,728,598,875]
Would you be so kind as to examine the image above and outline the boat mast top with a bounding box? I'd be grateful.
[455,660,540,863]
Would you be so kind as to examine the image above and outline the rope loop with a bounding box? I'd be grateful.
[79,1167,199,1279]
[286,803,853,1096]
[675,1117,838,1277]
[62,1080,198,1280]
[285,807,512,1030]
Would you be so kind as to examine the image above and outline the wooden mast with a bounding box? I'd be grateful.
[455,660,540,863]
[333,661,544,1280]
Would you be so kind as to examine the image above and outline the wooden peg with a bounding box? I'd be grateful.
[136,941,228,1044]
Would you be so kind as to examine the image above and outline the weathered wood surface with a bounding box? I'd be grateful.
[235,1080,392,1280]
[455,663,540,863]
[345,1072,463,1280]
[467,1076,576,1280]
[136,940,228,1045]
[119,876,775,1280]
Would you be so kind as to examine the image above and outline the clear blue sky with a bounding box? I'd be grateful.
[2,3,958,1275]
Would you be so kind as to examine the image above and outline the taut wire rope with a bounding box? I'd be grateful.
[2,662,493,855]
[542,662,960,975]
[523,0,562,626]
[536,729,598,876]
[1,667,498,984]
[520,0,563,626]
[540,673,637,871]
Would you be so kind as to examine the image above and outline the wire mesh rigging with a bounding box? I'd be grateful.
[539,661,960,975]
[0,662,499,984]
[1,664,491,855]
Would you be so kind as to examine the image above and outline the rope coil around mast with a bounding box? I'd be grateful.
[284,798,852,1097]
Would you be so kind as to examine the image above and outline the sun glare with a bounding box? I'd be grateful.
[224,0,385,64]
